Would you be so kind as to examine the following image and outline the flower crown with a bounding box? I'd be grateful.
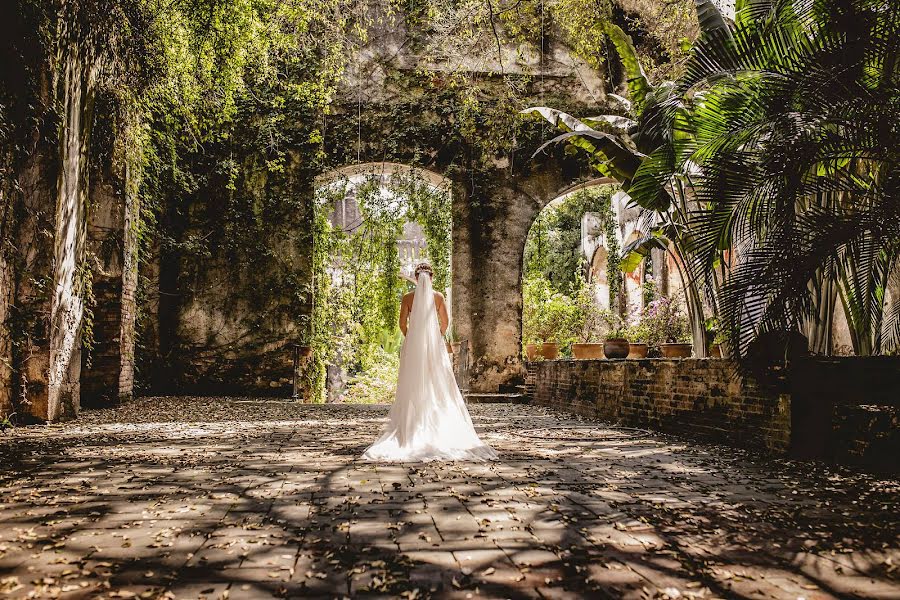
[414,262,433,278]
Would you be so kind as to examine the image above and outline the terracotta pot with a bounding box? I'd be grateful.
[603,338,630,359]
[446,341,454,354]
[627,343,649,359]
[572,343,604,360]
[708,344,722,359]
[540,342,559,360]
[660,343,693,358]
[297,346,313,358]
[451,342,462,355]
[525,344,540,360]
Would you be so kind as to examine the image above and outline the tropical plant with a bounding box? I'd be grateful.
[645,0,900,357]
[527,0,900,361]
[522,1,730,355]
[640,295,691,345]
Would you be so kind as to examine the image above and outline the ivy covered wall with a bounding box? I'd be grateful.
[0,0,696,415]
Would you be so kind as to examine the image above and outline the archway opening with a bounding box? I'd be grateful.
[522,184,663,358]
[309,163,452,403]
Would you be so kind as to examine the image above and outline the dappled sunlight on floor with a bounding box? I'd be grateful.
[0,399,897,599]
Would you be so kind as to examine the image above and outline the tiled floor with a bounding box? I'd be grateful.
[0,398,897,599]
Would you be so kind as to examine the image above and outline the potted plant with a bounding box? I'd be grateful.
[643,296,692,358]
[445,324,461,354]
[572,289,605,359]
[600,310,630,359]
[524,312,561,360]
[625,319,650,359]
[704,317,726,358]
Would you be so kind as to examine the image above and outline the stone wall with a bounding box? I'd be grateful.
[152,145,314,397]
[451,164,589,392]
[527,357,900,471]
[80,147,140,408]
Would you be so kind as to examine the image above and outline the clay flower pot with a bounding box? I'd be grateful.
[708,344,722,358]
[446,341,454,354]
[603,338,630,359]
[627,343,649,359]
[660,343,693,358]
[540,342,560,360]
[525,344,541,360]
[572,343,604,359]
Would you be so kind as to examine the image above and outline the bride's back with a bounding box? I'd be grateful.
[400,289,449,335]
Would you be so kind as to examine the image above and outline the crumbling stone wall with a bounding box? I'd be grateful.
[452,164,589,391]
[80,123,140,408]
[150,145,315,396]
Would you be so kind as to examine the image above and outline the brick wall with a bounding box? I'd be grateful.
[527,357,900,472]
[527,359,791,453]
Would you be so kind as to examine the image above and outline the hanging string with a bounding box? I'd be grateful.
[356,0,363,165]
[540,0,544,103]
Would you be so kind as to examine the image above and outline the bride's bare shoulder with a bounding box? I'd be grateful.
[402,291,416,304]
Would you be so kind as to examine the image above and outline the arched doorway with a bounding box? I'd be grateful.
[521,182,622,358]
[309,163,453,402]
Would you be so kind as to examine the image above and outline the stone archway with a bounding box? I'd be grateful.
[25,0,623,414]
[312,162,454,401]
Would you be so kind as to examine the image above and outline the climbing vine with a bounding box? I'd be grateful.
[307,171,452,402]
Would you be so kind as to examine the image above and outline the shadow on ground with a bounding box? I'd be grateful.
[0,399,897,599]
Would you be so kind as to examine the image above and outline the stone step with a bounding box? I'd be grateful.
[465,392,528,404]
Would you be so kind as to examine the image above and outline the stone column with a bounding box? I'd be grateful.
[80,152,139,407]
[451,164,575,392]
[0,245,13,419]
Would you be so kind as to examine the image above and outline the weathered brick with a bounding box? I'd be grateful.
[526,357,900,471]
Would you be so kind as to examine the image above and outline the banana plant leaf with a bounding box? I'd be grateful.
[523,107,644,183]
[601,22,653,117]
[621,228,672,273]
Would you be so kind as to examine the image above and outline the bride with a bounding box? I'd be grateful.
[362,262,498,462]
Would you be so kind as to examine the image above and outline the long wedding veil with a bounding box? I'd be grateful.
[362,271,497,462]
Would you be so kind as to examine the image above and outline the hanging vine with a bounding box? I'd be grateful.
[307,171,453,401]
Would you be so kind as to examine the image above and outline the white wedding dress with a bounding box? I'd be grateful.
[362,272,498,462]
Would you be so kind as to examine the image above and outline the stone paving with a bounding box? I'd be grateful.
[0,398,898,600]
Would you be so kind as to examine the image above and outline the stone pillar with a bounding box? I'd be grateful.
[80,154,139,407]
[1,47,97,422]
[11,139,87,421]
[0,247,13,419]
[451,165,575,392]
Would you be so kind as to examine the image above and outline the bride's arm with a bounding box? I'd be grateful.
[436,294,449,335]
[399,295,410,336]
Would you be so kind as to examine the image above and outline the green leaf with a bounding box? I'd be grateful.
[601,23,654,116]
[620,250,645,273]
[695,0,733,40]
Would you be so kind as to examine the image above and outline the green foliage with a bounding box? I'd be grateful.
[522,274,583,352]
[0,412,14,432]
[524,187,616,296]
[638,295,690,345]
[574,283,607,343]
[308,173,452,401]
[656,0,900,357]
[598,308,627,339]
[342,347,400,404]
[522,186,626,352]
